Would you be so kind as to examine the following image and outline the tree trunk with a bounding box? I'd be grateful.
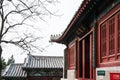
[0,45,2,80]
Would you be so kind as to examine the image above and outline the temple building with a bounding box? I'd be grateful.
[51,0,120,80]
[2,54,63,80]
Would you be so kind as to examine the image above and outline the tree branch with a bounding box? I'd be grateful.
[2,12,35,37]
[0,2,5,41]
[4,6,34,21]
[1,33,43,53]
[0,0,59,53]
[19,0,33,13]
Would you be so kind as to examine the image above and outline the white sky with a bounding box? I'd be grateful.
[2,0,83,63]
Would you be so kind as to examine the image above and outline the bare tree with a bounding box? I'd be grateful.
[0,0,59,79]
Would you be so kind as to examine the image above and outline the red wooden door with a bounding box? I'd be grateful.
[77,33,93,80]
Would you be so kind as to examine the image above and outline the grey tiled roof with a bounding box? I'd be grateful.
[2,64,27,78]
[23,55,63,69]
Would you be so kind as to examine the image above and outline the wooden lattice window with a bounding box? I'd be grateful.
[99,7,120,64]
[101,23,107,57]
[69,43,75,69]
[118,14,120,53]
[109,17,115,55]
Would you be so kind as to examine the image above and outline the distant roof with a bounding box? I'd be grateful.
[23,55,63,69]
[2,64,27,78]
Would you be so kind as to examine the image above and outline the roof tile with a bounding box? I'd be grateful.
[23,55,63,69]
[2,64,27,78]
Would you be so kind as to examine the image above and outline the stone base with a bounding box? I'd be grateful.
[96,66,120,80]
[61,69,78,80]
[61,78,67,80]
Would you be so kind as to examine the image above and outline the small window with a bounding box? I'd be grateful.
[68,43,75,69]
[69,45,75,67]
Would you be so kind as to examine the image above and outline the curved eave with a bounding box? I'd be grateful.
[51,0,91,44]
[51,0,118,44]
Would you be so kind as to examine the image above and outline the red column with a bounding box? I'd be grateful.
[90,34,93,79]
[82,39,85,79]
[76,38,80,78]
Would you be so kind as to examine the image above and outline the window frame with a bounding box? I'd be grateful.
[97,6,120,67]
